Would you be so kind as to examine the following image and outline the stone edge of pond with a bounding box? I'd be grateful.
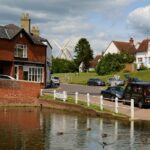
[38,98,130,121]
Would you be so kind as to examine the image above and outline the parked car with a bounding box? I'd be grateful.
[123,82,150,108]
[107,77,125,86]
[51,76,60,86]
[87,78,105,86]
[0,74,15,80]
[124,74,143,83]
[101,86,124,100]
[45,76,60,88]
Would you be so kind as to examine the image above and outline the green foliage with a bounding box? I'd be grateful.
[52,58,78,73]
[96,53,135,75]
[74,38,93,71]
[139,63,148,70]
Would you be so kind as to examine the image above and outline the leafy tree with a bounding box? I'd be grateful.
[96,53,135,75]
[74,38,93,71]
[52,58,78,73]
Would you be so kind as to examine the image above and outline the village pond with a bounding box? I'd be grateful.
[0,107,150,150]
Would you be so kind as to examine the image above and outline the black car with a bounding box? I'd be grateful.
[123,82,150,108]
[101,86,124,100]
[87,78,105,86]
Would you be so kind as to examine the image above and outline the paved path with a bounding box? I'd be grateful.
[44,83,150,121]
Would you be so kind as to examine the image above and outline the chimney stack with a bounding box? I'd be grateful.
[21,13,31,33]
[129,37,134,45]
[31,26,40,36]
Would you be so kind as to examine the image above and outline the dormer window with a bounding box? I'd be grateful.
[14,44,27,58]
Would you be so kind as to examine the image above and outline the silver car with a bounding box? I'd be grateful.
[107,78,125,86]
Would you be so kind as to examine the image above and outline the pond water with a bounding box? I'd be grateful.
[0,107,150,150]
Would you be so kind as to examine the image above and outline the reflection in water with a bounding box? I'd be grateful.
[0,108,150,149]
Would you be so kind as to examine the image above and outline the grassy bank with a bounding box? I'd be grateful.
[54,70,150,85]
[40,95,128,120]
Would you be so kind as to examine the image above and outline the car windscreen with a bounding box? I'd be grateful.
[115,87,124,92]
[53,77,59,79]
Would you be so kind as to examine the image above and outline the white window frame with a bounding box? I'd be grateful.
[138,57,143,63]
[148,57,150,63]
[23,66,44,83]
[14,44,27,58]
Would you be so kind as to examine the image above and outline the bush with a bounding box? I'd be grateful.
[52,58,78,73]
[139,63,148,71]
[96,53,135,75]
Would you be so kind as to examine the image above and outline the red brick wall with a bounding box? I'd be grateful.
[13,32,46,63]
[0,80,44,99]
[0,31,46,63]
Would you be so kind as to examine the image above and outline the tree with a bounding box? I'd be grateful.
[74,38,93,71]
[96,53,135,75]
[52,58,78,73]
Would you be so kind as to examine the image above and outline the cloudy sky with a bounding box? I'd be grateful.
[0,0,150,57]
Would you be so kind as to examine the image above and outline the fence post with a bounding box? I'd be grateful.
[75,92,78,104]
[53,90,56,100]
[100,95,103,110]
[115,97,118,113]
[87,93,90,107]
[131,99,134,120]
[63,91,67,102]
[40,89,43,96]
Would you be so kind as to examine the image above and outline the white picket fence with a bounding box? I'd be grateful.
[40,89,134,120]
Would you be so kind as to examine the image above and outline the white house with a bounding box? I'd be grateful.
[103,38,136,56]
[136,38,150,69]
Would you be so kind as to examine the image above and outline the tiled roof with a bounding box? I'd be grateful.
[89,55,102,68]
[137,38,150,52]
[0,24,45,46]
[113,41,136,54]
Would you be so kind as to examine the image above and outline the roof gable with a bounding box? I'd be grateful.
[137,38,150,52]
[113,41,136,54]
[0,24,46,46]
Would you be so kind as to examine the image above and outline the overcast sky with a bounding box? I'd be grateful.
[0,0,150,57]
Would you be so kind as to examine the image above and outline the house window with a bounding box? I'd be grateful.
[148,57,150,63]
[28,67,43,82]
[138,58,143,63]
[14,44,27,58]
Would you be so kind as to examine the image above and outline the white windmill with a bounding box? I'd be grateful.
[53,39,76,61]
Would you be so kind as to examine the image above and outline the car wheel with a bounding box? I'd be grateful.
[111,95,115,101]
[138,100,144,108]
[123,100,127,105]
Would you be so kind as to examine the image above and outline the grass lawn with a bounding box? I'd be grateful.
[54,70,150,85]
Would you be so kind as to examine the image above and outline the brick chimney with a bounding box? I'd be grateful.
[21,13,31,33]
[31,26,40,36]
[129,37,134,45]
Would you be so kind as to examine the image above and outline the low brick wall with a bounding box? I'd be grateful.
[0,80,44,100]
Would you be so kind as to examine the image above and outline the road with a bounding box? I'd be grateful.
[44,83,150,121]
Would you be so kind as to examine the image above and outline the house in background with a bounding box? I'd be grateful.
[0,13,52,87]
[135,38,150,69]
[103,38,136,56]
[89,55,102,71]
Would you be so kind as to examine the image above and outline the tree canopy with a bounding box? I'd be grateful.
[74,38,93,71]
[96,53,135,75]
[52,58,77,73]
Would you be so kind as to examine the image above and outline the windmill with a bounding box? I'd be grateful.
[53,39,76,61]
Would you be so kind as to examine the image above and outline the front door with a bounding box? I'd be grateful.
[14,66,19,80]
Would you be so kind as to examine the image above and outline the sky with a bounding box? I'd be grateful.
[0,0,150,57]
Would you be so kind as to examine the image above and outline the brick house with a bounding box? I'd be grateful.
[0,14,52,87]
